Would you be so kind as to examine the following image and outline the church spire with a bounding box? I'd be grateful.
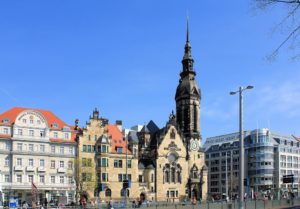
[175,19,201,143]
[186,17,190,43]
[181,18,195,76]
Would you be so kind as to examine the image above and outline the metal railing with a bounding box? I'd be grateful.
[4,198,300,209]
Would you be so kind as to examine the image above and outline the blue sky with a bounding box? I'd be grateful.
[0,1,299,142]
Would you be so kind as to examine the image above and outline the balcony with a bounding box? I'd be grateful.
[57,167,66,173]
[37,166,46,172]
[14,166,23,171]
[26,166,35,172]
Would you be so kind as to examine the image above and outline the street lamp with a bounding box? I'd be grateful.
[230,85,253,209]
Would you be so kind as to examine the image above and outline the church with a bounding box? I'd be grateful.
[75,24,207,203]
[126,24,208,202]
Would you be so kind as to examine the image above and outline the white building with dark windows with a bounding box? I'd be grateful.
[0,107,77,206]
[204,129,300,200]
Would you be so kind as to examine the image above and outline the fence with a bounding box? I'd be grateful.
[3,198,300,209]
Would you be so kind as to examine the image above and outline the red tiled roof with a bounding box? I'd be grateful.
[0,107,68,129]
[107,124,131,154]
[293,136,300,142]
[0,107,77,143]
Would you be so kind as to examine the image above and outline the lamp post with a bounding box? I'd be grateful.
[230,85,253,209]
[225,152,229,202]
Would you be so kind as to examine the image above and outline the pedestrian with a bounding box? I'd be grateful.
[22,201,28,209]
[80,193,88,209]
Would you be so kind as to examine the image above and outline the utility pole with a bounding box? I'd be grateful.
[124,137,128,209]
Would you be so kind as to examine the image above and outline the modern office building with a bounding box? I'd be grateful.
[204,129,300,200]
[0,107,77,206]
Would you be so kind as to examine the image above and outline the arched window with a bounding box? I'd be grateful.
[194,104,197,131]
[165,170,170,183]
[105,188,111,197]
[177,171,181,183]
[171,167,176,183]
[193,171,198,179]
[170,129,176,139]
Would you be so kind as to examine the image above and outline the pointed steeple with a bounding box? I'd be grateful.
[181,18,195,77]
[175,18,201,142]
[186,17,190,44]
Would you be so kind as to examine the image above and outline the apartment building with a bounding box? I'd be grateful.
[0,107,77,205]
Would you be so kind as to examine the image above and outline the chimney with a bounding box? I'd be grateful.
[116,120,122,132]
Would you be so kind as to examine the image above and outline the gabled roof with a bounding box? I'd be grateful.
[107,124,131,154]
[147,120,159,133]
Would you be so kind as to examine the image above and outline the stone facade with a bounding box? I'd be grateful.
[76,109,140,202]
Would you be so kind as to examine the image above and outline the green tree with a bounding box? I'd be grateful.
[72,157,97,202]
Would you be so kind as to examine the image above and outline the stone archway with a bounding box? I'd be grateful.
[105,188,111,198]
[139,193,146,202]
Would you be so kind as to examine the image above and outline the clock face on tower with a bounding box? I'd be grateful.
[190,139,199,151]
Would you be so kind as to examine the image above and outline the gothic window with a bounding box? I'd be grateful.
[165,171,170,183]
[170,129,176,139]
[194,104,197,132]
[193,171,198,179]
[171,167,176,183]
[177,171,181,183]
[191,165,199,179]
[184,107,189,131]
[164,163,182,184]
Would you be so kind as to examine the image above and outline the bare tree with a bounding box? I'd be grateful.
[255,0,300,59]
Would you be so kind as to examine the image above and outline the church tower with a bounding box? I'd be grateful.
[175,21,201,147]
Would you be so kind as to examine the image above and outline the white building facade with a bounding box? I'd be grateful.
[0,107,77,206]
[205,129,300,200]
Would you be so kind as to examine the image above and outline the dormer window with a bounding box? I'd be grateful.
[63,126,70,131]
[52,123,58,128]
[30,119,34,124]
[116,147,123,153]
[37,120,41,125]
[2,118,9,123]
[22,119,26,123]
[64,133,69,139]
